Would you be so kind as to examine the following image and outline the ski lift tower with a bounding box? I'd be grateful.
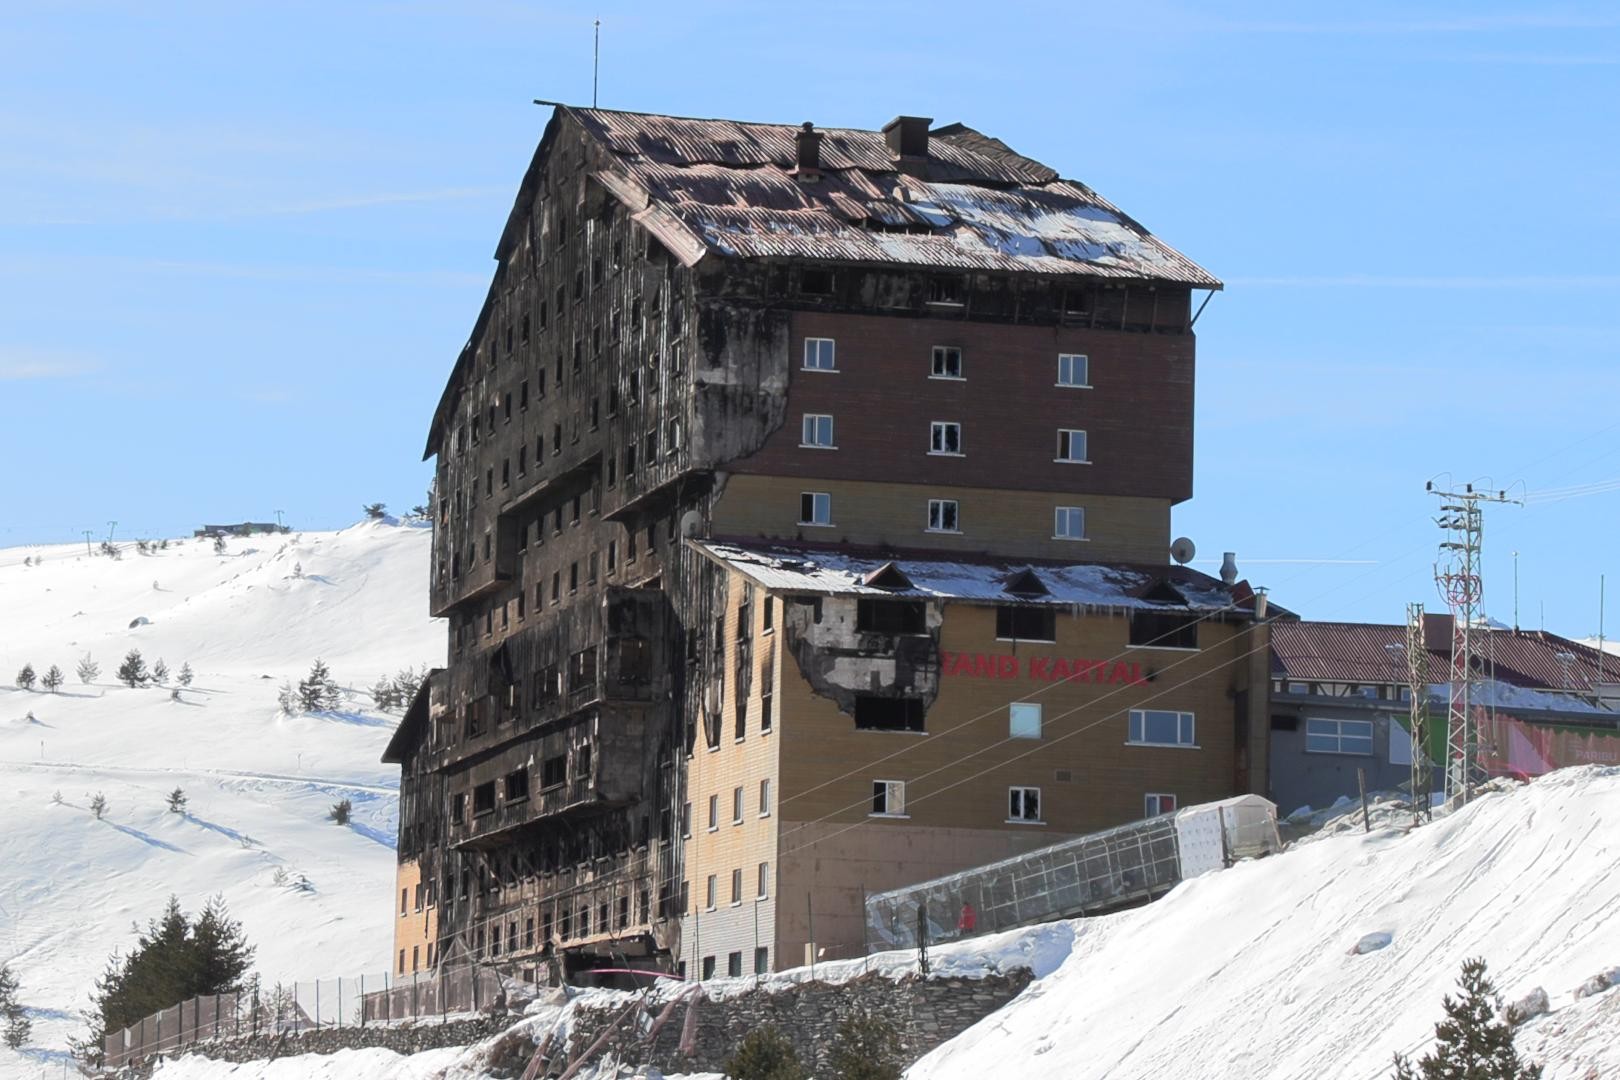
[1427,480,1518,804]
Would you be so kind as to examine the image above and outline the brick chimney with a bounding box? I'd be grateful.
[882,115,932,162]
[794,121,823,182]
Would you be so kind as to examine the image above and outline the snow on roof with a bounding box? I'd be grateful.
[689,538,1248,612]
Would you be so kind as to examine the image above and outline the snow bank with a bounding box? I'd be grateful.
[909,766,1620,1080]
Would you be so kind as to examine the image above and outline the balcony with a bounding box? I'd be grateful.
[451,775,602,850]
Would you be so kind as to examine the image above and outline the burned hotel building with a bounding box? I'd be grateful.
[385,105,1269,982]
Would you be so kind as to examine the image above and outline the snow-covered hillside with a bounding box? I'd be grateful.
[0,523,440,1076]
[911,766,1620,1080]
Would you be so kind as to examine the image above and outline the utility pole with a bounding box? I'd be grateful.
[1405,603,1430,824]
[82,530,93,556]
[1427,480,1519,804]
[106,520,118,543]
[274,509,285,530]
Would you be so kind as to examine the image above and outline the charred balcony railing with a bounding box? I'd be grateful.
[451,775,602,849]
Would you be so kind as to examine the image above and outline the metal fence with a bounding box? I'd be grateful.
[102,964,506,1070]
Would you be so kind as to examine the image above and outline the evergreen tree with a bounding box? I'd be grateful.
[298,659,337,712]
[188,895,255,996]
[828,1010,904,1080]
[0,963,31,1049]
[724,1025,805,1080]
[167,788,187,814]
[117,650,148,688]
[1392,958,1544,1079]
[213,535,228,555]
[362,502,387,520]
[41,664,64,693]
[177,662,194,687]
[77,654,100,685]
[275,680,298,715]
[371,676,400,711]
[152,659,170,685]
[328,798,352,826]
[89,793,108,819]
[15,663,35,690]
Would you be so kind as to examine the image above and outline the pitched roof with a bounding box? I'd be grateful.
[570,107,1221,287]
[1270,620,1619,693]
[689,537,1256,613]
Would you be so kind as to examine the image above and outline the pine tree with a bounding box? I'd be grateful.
[152,659,170,685]
[188,895,255,995]
[275,680,298,715]
[213,535,228,554]
[89,792,108,819]
[117,650,148,688]
[15,663,35,690]
[0,963,30,1049]
[371,676,400,711]
[828,1010,904,1080]
[167,788,187,814]
[328,798,352,826]
[1392,957,1544,1079]
[77,654,100,685]
[177,662,194,687]
[41,664,64,693]
[363,502,387,520]
[724,1025,805,1080]
[298,659,337,712]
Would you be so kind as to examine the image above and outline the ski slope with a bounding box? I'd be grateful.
[0,523,440,1077]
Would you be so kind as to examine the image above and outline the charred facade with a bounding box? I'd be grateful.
[388,105,1231,982]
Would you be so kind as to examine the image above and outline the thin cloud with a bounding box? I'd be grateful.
[0,347,98,380]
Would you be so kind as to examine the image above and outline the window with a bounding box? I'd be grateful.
[732,785,744,824]
[928,276,963,304]
[702,955,716,980]
[929,421,962,455]
[1129,610,1199,649]
[757,861,770,899]
[730,868,742,905]
[1305,717,1374,756]
[728,950,743,976]
[707,794,718,831]
[472,781,496,816]
[800,269,833,295]
[1009,786,1042,823]
[1057,353,1090,388]
[542,755,566,787]
[1145,793,1178,817]
[1054,506,1086,541]
[996,605,1056,642]
[801,413,835,448]
[856,599,926,635]
[854,695,925,732]
[871,779,906,816]
[705,874,716,910]
[931,346,963,379]
[799,492,832,526]
[1128,709,1197,747]
[926,498,960,533]
[803,337,837,371]
[1056,429,1089,463]
[759,778,771,817]
[504,768,530,802]
[754,946,770,974]
[1009,702,1042,739]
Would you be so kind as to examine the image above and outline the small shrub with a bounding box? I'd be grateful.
[0,963,31,1049]
[328,799,352,826]
[15,663,35,690]
[213,535,228,554]
[167,787,188,814]
[828,1010,904,1080]
[117,650,148,688]
[41,664,64,693]
[177,662,194,687]
[723,1024,805,1080]
[77,655,100,684]
[275,680,298,715]
[89,792,108,819]
[152,659,170,685]
[363,502,387,520]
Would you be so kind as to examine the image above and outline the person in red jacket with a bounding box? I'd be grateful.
[957,901,977,934]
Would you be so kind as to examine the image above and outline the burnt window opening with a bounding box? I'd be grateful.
[1129,610,1200,650]
[854,695,926,733]
[856,598,927,635]
[472,781,496,816]
[928,276,965,305]
[503,392,513,421]
[570,646,598,689]
[451,792,466,823]
[573,269,584,300]
[504,768,530,802]
[800,268,833,295]
[761,691,774,733]
[541,755,566,788]
[734,696,747,741]
[737,598,752,640]
[520,379,529,410]
[996,605,1056,642]
[762,596,774,632]
[616,636,651,683]
[577,742,592,777]
[704,710,721,750]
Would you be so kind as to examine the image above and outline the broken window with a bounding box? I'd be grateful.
[472,781,496,816]
[996,605,1056,642]
[1129,610,1200,649]
[505,768,530,802]
[929,421,962,455]
[1056,428,1089,463]
[800,268,833,295]
[854,695,925,733]
[799,492,832,526]
[541,755,566,788]
[926,498,960,533]
[931,346,963,379]
[1009,786,1041,822]
[856,599,926,635]
[570,646,598,689]
[928,276,964,305]
[871,779,906,815]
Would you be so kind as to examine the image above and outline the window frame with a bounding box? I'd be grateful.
[1056,428,1090,464]
[802,337,838,372]
[871,779,907,817]
[800,413,836,449]
[1008,785,1043,824]
[1304,716,1375,756]
[1127,709,1198,748]
[799,491,833,527]
[926,498,961,534]
[1009,702,1042,740]
[930,345,964,380]
[928,420,963,456]
[1057,353,1091,389]
[1054,506,1087,541]
[1145,792,1178,817]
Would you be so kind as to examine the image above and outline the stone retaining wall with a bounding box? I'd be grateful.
[114,1016,506,1077]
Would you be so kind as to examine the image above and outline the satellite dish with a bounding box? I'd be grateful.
[1170,537,1196,565]
[680,509,703,539]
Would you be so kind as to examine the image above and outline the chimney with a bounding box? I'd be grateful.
[882,115,932,161]
[1220,552,1239,587]
[794,121,823,182]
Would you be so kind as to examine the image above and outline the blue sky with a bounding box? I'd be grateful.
[3,1,1618,637]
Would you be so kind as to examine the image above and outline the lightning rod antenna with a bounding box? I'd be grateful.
[593,18,600,107]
